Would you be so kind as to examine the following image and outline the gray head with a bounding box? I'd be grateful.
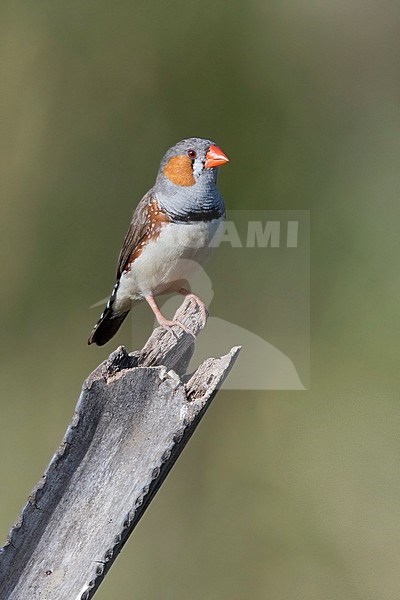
[154,137,229,222]
[156,137,229,188]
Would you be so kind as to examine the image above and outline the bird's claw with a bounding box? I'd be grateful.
[157,317,196,339]
[178,289,208,328]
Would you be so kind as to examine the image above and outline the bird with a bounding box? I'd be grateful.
[88,137,229,346]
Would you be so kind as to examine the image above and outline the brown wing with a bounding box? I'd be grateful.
[116,192,152,278]
[116,192,171,278]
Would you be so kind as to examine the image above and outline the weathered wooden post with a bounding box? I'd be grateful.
[0,298,240,599]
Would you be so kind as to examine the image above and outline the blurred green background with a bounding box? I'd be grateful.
[1,1,399,598]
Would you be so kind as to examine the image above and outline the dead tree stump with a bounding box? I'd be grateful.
[0,298,240,600]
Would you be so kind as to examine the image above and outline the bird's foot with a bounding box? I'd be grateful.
[156,315,196,338]
[178,289,208,328]
[145,294,195,338]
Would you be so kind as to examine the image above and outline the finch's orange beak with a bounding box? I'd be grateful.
[204,144,229,168]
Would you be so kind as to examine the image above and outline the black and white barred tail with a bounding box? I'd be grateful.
[88,282,129,346]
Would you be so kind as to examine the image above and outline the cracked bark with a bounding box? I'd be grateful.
[0,298,240,600]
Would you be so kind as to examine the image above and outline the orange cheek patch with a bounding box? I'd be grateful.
[163,155,195,186]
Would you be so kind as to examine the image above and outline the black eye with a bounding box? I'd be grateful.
[187,149,197,159]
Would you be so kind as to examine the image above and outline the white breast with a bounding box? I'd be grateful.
[115,218,224,309]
